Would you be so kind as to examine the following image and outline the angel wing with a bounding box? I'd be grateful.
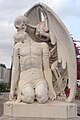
[24,3,77,102]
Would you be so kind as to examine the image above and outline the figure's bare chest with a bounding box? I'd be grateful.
[19,43,42,56]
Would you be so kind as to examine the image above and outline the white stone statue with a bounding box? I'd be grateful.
[9,15,56,104]
[9,3,77,103]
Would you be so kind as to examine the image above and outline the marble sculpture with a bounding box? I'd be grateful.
[9,3,77,104]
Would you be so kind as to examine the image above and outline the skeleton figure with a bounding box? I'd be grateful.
[13,16,27,44]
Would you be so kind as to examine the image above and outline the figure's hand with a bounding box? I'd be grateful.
[9,91,17,101]
[36,28,40,36]
[48,89,56,100]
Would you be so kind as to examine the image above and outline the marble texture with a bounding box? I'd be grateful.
[9,3,77,105]
[9,15,56,103]
[0,116,80,120]
[4,101,77,119]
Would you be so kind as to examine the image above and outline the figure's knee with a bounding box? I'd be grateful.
[21,86,35,103]
[37,94,48,103]
[21,95,34,103]
[35,84,48,103]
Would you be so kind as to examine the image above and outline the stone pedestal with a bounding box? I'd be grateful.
[3,100,78,120]
[0,116,80,120]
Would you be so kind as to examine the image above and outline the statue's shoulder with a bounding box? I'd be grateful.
[39,42,49,50]
[13,43,23,52]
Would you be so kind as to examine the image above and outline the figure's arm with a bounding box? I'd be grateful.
[36,29,49,38]
[36,24,49,39]
[41,43,56,100]
[9,46,20,100]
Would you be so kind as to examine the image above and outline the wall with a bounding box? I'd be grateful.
[0,66,10,83]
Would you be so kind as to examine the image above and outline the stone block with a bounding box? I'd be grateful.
[4,101,77,119]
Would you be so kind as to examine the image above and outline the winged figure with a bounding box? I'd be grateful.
[24,3,77,102]
[9,3,77,103]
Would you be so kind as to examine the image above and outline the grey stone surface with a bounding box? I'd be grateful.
[0,93,9,117]
[4,101,77,118]
[0,116,80,120]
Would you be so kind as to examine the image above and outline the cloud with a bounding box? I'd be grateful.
[39,0,80,17]
[0,22,14,41]
[0,39,13,68]
[0,47,12,68]
[41,0,80,40]
[0,0,80,67]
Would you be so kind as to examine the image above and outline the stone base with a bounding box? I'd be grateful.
[4,101,77,119]
[0,116,80,120]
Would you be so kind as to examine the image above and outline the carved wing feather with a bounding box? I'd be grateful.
[41,3,77,102]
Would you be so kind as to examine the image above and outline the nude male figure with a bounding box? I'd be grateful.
[9,16,56,103]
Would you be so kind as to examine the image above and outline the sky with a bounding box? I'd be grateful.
[0,0,80,68]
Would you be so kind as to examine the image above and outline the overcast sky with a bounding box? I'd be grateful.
[0,0,80,68]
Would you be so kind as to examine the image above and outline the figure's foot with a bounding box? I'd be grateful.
[15,99,21,103]
[65,96,73,103]
[37,95,48,104]
[49,91,56,100]
[65,90,75,102]
[57,91,66,101]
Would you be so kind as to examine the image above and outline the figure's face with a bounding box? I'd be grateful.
[14,16,27,31]
[13,31,27,44]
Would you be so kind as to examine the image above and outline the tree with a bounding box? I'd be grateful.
[0,82,10,92]
[0,63,6,68]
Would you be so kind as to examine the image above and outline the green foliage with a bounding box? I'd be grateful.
[0,82,9,92]
[0,63,6,68]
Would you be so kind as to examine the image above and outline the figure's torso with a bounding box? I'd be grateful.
[18,41,45,82]
[19,41,43,70]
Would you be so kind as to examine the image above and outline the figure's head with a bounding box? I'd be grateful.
[14,15,27,31]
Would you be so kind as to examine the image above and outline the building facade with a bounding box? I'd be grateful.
[0,66,10,83]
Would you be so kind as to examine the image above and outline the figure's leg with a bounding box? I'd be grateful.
[21,85,35,103]
[35,83,48,104]
[51,61,61,80]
